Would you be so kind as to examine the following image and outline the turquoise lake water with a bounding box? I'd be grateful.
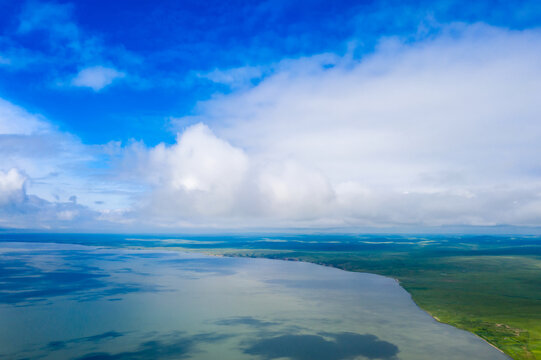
[0,241,509,360]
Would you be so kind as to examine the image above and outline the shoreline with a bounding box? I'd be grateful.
[404,285,511,358]
[183,248,515,359]
[28,243,519,359]
[389,277,510,358]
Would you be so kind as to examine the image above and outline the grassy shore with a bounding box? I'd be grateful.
[190,238,541,360]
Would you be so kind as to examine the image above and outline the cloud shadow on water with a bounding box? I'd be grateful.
[47,331,124,351]
[74,332,232,360]
[75,339,193,360]
[244,332,399,360]
[215,316,280,328]
[0,251,161,305]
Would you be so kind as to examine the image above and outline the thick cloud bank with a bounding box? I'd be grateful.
[127,25,541,229]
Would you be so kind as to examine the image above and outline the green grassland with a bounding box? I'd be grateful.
[194,243,541,360]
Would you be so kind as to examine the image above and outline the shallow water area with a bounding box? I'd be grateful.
[0,242,509,360]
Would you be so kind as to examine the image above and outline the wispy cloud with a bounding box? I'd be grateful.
[1,1,137,91]
[71,66,126,91]
[0,98,51,134]
[198,66,265,89]
[17,1,78,40]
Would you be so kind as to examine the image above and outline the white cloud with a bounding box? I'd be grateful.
[124,124,249,220]
[121,123,341,228]
[0,98,51,134]
[3,20,541,231]
[8,1,139,89]
[199,66,265,88]
[0,168,26,206]
[141,23,541,229]
[0,97,135,229]
[0,167,101,229]
[71,66,126,91]
[257,160,335,220]
[0,98,88,189]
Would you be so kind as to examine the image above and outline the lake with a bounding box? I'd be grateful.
[0,241,509,360]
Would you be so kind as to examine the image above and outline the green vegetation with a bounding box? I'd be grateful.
[194,243,541,360]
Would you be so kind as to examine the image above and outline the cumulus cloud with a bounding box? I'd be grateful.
[71,66,126,91]
[0,167,101,229]
[123,124,249,223]
[123,123,339,227]
[257,161,335,220]
[0,97,133,229]
[129,23,541,229]
[0,169,26,206]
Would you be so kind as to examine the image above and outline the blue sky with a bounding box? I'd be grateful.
[2,0,539,145]
[1,0,541,231]
[1,0,370,144]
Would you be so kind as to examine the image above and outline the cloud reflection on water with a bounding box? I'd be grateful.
[244,332,399,360]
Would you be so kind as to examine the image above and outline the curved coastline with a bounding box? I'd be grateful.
[128,245,516,358]
[0,240,519,359]
[183,249,515,359]
[1,242,512,360]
